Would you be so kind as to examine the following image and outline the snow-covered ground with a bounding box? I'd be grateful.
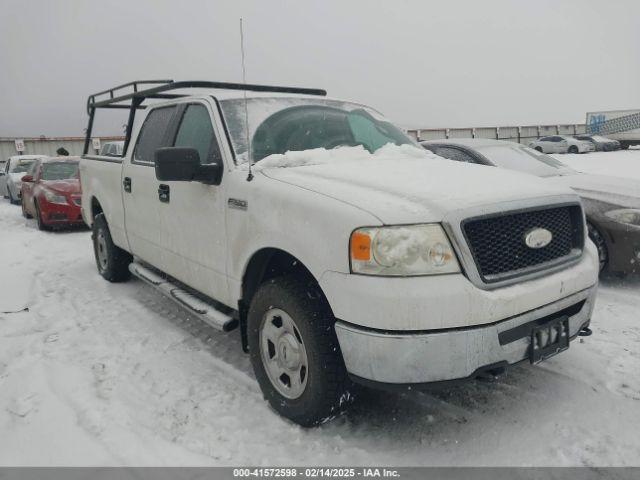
[1,150,640,466]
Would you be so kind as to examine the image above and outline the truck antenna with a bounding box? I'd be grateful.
[240,18,253,182]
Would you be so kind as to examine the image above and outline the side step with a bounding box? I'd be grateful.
[129,262,238,332]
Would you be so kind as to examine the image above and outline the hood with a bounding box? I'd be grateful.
[257,145,575,224]
[545,173,640,209]
[8,172,26,183]
[42,179,81,194]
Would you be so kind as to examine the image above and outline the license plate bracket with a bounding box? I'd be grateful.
[529,315,570,364]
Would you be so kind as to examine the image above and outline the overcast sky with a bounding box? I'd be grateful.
[0,0,639,137]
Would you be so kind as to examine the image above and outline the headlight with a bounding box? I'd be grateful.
[42,188,68,205]
[605,209,640,227]
[350,224,460,276]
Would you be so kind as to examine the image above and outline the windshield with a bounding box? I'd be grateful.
[10,160,35,173]
[592,135,613,142]
[477,144,576,177]
[218,97,415,164]
[41,162,79,180]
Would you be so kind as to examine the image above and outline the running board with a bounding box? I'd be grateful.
[129,262,238,332]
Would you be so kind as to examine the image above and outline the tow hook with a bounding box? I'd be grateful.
[578,327,593,337]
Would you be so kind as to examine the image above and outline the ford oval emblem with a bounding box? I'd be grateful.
[524,228,553,249]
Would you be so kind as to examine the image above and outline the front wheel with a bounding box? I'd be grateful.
[247,276,353,427]
[92,213,132,282]
[21,196,32,218]
[568,145,579,154]
[588,222,608,273]
[534,146,543,152]
[34,201,49,231]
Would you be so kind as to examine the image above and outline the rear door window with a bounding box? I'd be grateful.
[133,106,176,164]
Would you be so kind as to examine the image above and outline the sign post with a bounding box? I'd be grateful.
[92,138,101,153]
[14,139,25,153]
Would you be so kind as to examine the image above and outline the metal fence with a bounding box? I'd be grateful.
[407,124,587,144]
[0,136,124,160]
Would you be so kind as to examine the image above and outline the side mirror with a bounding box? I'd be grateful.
[154,147,222,185]
[21,174,34,183]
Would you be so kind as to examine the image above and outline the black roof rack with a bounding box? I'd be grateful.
[83,79,327,155]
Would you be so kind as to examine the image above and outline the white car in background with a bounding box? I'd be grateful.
[0,155,44,204]
[528,135,595,154]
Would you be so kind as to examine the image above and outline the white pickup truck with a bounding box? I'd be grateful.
[80,80,599,426]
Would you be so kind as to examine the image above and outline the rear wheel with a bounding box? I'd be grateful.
[588,222,608,273]
[92,213,132,282]
[247,275,353,427]
[534,146,543,152]
[568,145,579,154]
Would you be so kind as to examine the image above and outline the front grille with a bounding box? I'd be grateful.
[462,205,584,282]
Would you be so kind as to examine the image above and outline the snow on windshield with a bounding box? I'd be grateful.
[218,97,417,165]
[477,144,575,177]
[10,160,35,174]
[41,162,79,181]
[243,143,438,171]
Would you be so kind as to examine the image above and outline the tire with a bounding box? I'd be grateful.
[620,143,629,150]
[587,222,608,273]
[534,146,543,152]
[34,201,49,231]
[568,145,578,154]
[7,188,17,205]
[21,196,32,218]
[247,275,353,427]
[92,213,132,282]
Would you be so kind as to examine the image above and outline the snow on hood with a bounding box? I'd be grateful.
[257,144,575,224]
[42,179,80,194]
[8,172,26,183]
[546,173,640,209]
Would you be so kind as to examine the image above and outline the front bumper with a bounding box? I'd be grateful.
[335,284,596,385]
[40,199,84,225]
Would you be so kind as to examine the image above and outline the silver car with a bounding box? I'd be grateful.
[528,135,595,154]
[421,138,640,275]
[0,155,43,204]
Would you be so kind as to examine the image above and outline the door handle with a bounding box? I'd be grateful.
[123,177,132,193]
[158,184,170,203]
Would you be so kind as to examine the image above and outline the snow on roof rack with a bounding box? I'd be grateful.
[83,79,327,155]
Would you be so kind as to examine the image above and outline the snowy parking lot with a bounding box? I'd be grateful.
[0,150,639,467]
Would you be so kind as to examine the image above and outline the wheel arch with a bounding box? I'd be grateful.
[89,196,104,225]
[239,247,328,351]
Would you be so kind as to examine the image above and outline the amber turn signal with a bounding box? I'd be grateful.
[350,231,371,261]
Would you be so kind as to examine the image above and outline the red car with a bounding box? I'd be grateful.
[20,156,84,230]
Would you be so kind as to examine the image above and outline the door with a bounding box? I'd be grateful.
[0,160,9,197]
[155,101,230,305]
[21,160,40,214]
[122,104,177,268]
[549,136,566,153]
